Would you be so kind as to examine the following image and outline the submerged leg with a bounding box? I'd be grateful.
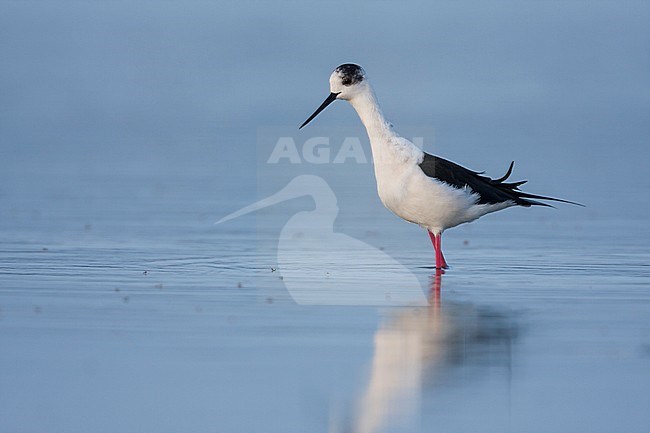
[428,231,449,270]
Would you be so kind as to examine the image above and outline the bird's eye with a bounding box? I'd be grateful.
[341,77,352,86]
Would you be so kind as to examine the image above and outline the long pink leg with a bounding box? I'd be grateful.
[428,231,449,270]
[436,234,449,269]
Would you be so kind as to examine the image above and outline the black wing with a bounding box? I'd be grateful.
[418,153,581,207]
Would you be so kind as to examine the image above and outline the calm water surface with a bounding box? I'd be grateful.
[2,2,649,432]
[1,165,649,433]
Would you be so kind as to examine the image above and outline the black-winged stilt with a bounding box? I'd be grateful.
[300,64,581,270]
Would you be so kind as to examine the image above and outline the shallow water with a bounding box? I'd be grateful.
[1,164,649,433]
[2,1,649,431]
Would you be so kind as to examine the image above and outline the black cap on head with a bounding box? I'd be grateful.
[335,64,365,86]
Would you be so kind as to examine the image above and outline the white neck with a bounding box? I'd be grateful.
[348,86,424,171]
[349,88,396,151]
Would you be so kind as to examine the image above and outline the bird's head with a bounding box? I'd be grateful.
[300,63,368,129]
[329,63,367,100]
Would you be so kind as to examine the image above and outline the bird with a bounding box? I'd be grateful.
[299,63,581,270]
[216,175,428,306]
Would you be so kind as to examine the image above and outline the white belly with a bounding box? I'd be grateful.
[375,162,511,233]
[367,134,513,233]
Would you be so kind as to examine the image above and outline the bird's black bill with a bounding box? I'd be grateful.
[299,92,340,129]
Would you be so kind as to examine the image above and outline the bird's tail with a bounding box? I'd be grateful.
[491,161,584,207]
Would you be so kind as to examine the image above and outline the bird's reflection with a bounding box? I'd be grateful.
[345,272,518,433]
